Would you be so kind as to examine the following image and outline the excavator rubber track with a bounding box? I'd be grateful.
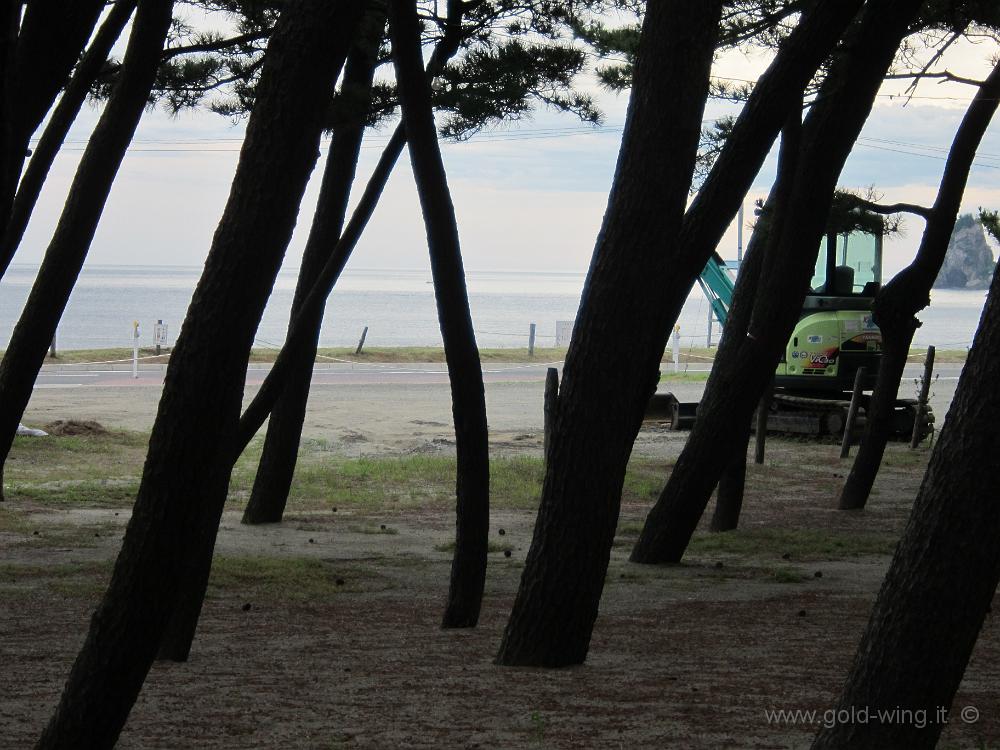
[646,391,934,443]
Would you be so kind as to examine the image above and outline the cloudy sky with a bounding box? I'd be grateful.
[12,15,1000,280]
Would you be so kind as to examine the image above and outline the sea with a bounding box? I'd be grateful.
[0,264,991,354]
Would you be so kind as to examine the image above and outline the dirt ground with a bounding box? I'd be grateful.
[2,371,997,749]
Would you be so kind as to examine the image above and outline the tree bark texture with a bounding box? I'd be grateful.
[389,0,490,629]
[0,0,138,278]
[711,421,749,533]
[12,0,106,149]
[232,6,465,452]
[0,0,174,504]
[703,137,794,534]
[156,1,363,663]
[630,0,925,565]
[494,0,723,667]
[659,0,864,340]
[812,257,1000,750]
[0,1,20,262]
[1,0,106,239]
[242,2,386,525]
[838,60,1000,510]
[36,1,360,744]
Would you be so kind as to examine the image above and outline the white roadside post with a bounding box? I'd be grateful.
[132,320,140,378]
[673,325,681,373]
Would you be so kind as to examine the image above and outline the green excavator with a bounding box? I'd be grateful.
[655,224,933,440]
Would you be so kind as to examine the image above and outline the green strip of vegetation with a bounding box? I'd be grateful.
[686,527,897,559]
[20,345,734,365]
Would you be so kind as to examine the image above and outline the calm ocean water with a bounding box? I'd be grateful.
[0,264,990,353]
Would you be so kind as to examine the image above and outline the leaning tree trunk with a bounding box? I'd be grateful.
[155,2,362,664]
[495,0,863,668]
[389,0,490,629]
[0,0,137,278]
[838,60,1000,510]
[630,0,924,565]
[242,3,385,525]
[494,0,722,667]
[0,0,106,248]
[706,137,797,532]
[36,1,360,745]
[0,1,18,255]
[0,0,174,504]
[240,0,466,525]
[812,247,1000,750]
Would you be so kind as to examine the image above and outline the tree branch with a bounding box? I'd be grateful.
[885,70,986,87]
[161,29,270,60]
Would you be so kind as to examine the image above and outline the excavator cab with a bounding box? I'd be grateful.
[775,227,884,392]
[660,217,929,439]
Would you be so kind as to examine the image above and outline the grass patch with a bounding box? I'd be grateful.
[907,347,966,364]
[765,565,811,583]
[233,454,669,512]
[28,345,724,366]
[658,371,711,382]
[0,507,33,534]
[230,454,549,511]
[25,348,171,364]
[0,561,112,598]
[6,479,139,508]
[614,523,897,561]
[6,429,147,494]
[685,527,897,560]
[208,556,386,598]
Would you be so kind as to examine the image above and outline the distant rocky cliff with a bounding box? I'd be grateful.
[933,214,996,290]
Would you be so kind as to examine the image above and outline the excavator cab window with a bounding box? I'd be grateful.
[809,230,882,297]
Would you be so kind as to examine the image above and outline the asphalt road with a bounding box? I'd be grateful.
[33,360,566,389]
[22,358,962,457]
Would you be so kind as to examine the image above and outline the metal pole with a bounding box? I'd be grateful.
[706,304,713,348]
[132,320,139,379]
[355,325,368,355]
[754,377,774,464]
[155,319,162,356]
[737,202,744,264]
[840,367,867,459]
[910,345,935,449]
[528,322,536,357]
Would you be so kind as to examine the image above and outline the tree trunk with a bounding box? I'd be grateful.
[494,0,723,667]
[1,0,106,244]
[705,123,798,534]
[650,0,865,346]
[36,2,360,744]
[0,0,174,504]
[389,0,490,629]
[838,60,1000,510]
[155,2,363,663]
[711,421,750,532]
[231,7,465,454]
[812,257,1000,750]
[0,0,137,278]
[630,0,924,565]
[242,2,385,525]
[12,0,107,148]
[0,1,19,248]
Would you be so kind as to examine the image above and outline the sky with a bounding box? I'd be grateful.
[11,12,1000,280]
